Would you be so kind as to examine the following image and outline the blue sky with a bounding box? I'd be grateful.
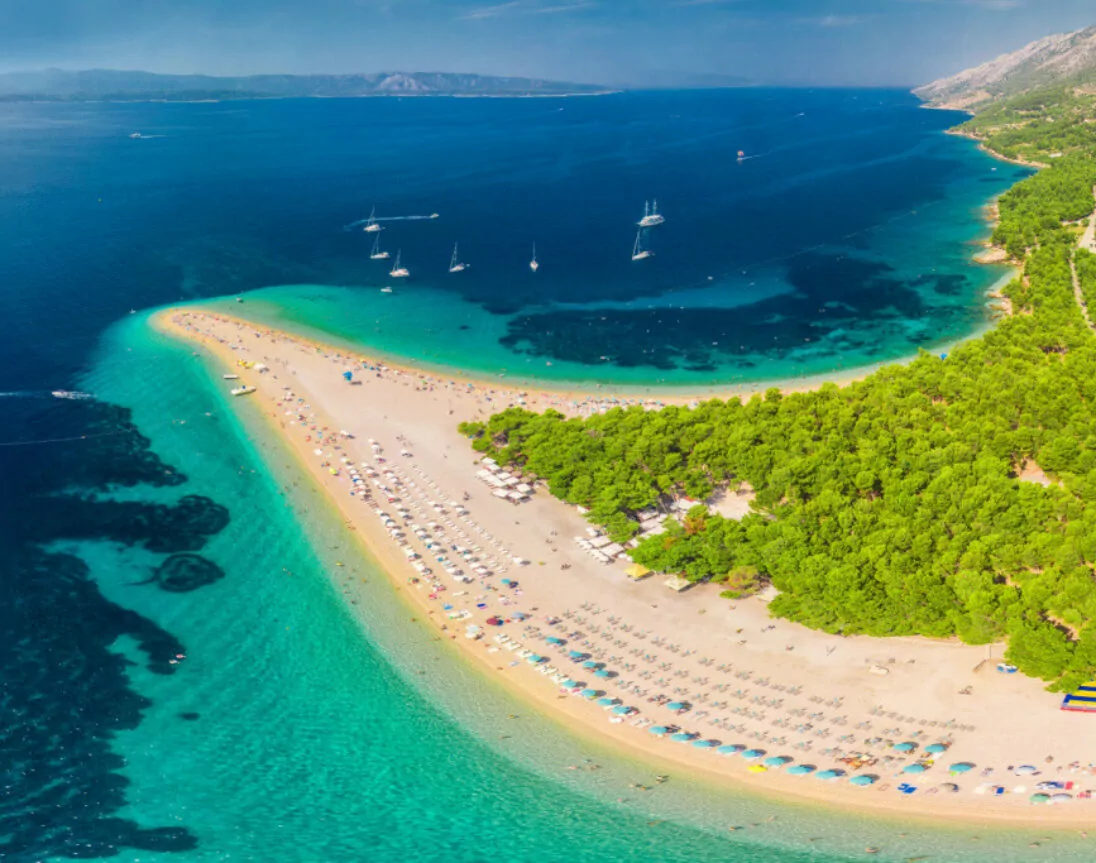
[0,0,1093,86]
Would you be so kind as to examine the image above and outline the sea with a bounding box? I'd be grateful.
[1,90,1075,863]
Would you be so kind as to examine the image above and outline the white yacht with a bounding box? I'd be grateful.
[389,251,410,278]
[364,207,383,233]
[631,229,653,261]
[369,233,390,260]
[637,200,665,228]
[449,243,468,273]
[380,286,394,294]
[529,243,539,273]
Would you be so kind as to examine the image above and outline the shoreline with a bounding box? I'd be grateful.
[153,307,1096,830]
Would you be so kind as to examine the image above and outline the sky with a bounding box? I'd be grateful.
[0,0,1093,87]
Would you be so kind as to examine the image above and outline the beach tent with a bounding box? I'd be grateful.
[624,563,651,580]
[1060,682,1096,712]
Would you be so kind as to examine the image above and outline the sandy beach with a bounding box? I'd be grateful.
[156,307,1096,829]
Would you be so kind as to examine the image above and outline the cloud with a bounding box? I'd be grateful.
[458,0,593,19]
[796,14,866,28]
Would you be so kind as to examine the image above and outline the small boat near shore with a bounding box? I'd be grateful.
[370,233,390,260]
[222,374,239,380]
[231,385,256,396]
[449,243,468,273]
[389,251,410,279]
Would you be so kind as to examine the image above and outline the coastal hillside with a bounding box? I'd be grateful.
[0,69,608,102]
[463,79,1096,691]
[914,24,1096,110]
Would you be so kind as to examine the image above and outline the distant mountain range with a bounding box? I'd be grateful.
[0,69,611,102]
[915,24,1096,110]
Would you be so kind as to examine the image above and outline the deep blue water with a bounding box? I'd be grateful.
[0,91,1042,862]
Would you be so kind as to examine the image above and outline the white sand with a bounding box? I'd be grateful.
[158,308,1096,827]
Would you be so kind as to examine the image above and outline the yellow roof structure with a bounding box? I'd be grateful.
[624,563,651,580]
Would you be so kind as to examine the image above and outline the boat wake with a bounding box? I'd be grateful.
[343,213,440,230]
[0,390,94,401]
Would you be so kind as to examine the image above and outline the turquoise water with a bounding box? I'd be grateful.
[58,311,1088,863]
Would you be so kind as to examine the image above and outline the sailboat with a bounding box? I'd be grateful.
[529,243,539,273]
[369,233,390,260]
[637,200,665,228]
[631,229,653,261]
[448,243,468,273]
[363,206,383,233]
[389,250,410,278]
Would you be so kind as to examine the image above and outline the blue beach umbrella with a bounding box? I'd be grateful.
[342,371,353,382]
[667,701,689,711]
[546,637,563,645]
[612,705,633,716]
[741,749,766,760]
[560,679,580,689]
[597,697,618,707]
[717,744,745,756]
[903,763,928,774]
[815,769,844,781]
[594,669,612,678]
[763,755,792,768]
[924,743,948,754]
[568,650,585,659]
[580,689,601,699]
[670,732,696,743]
[893,742,916,752]
[787,764,816,776]
[949,762,975,774]
[692,739,718,749]
[582,660,602,669]
[850,774,877,787]
[526,654,543,664]
[649,726,670,736]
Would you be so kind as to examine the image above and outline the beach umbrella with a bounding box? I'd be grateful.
[560,680,581,689]
[670,732,696,743]
[949,762,975,774]
[526,654,543,664]
[1014,765,1038,775]
[594,669,612,678]
[849,775,877,787]
[747,764,768,774]
[692,739,718,749]
[597,697,618,707]
[892,742,917,752]
[649,726,670,736]
[582,660,602,669]
[1051,793,1073,803]
[612,705,634,716]
[903,763,928,774]
[1029,793,1050,804]
[568,650,586,659]
[342,371,353,381]
[667,701,690,712]
[787,764,815,776]
[717,744,745,756]
[741,749,766,760]
[580,689,601,699]
[763,756,792,768]
[815,770,842,781]
[546,637,564,645]
[924,743,948,754]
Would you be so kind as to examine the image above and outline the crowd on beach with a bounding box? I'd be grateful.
[168,309,1096,814]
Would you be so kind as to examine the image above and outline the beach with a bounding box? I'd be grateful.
[157,307,1096,829]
